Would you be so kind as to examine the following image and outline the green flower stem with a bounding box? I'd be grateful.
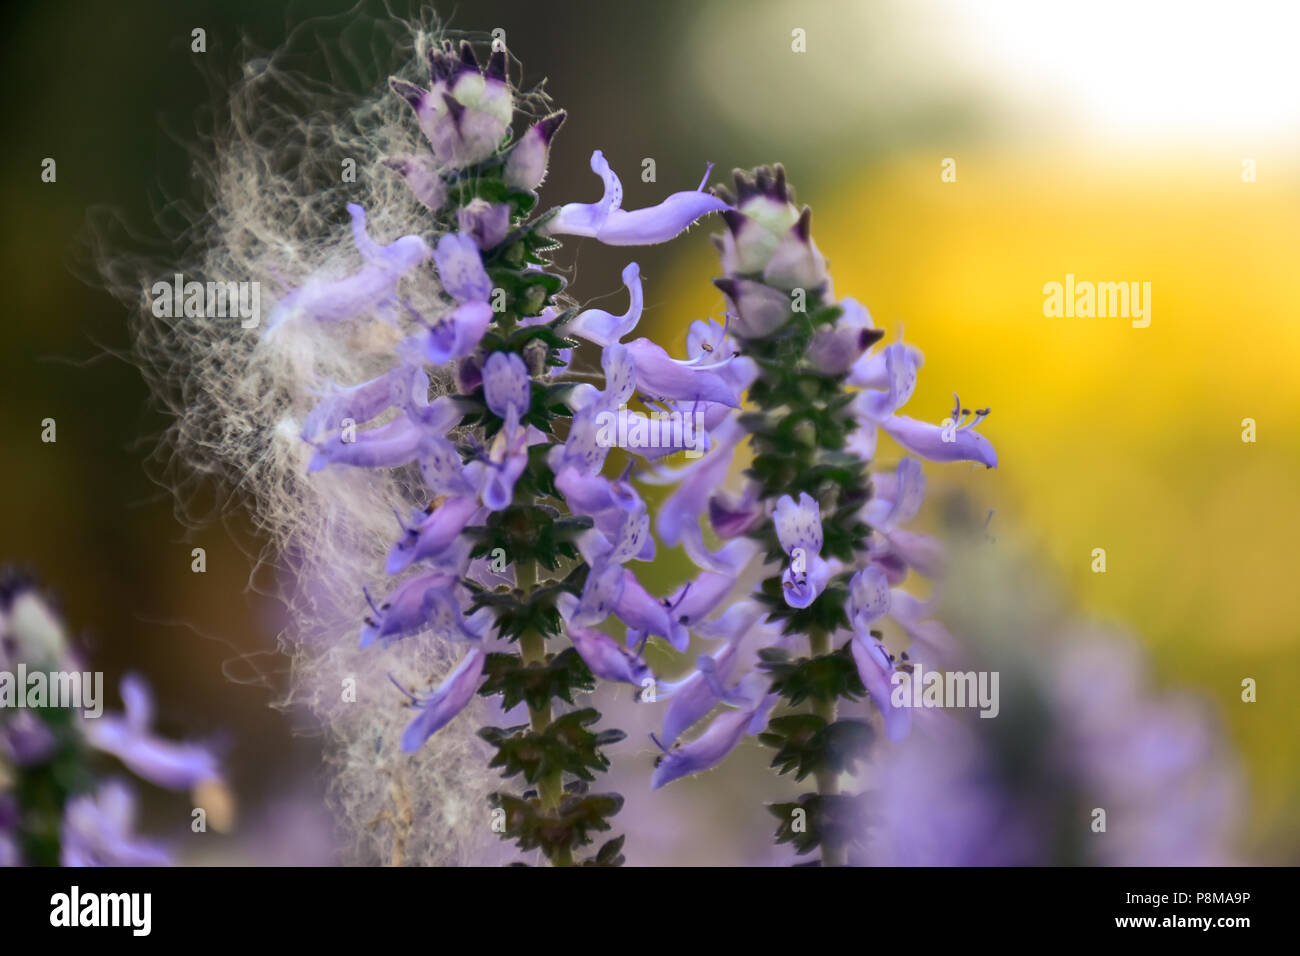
[807,627,845,866]
[514,561,563,809]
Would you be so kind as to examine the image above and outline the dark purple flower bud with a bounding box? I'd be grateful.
[504,111,566,191]
[808,298,884,376]
[708,483,761,538]
[392,41,513,167]
[0,711,58,765]
[457,354,483,393]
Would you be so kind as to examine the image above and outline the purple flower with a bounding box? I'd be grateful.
[623,338,742,407]
[546,344,637,476]
[849,635,910,743]
[386,495,481,574]
[650,677,777,790]
[504,112,566,192]
[361,572,461,648]
[61,781,170,867]
[808,298,883,376]
[565,262,643,346]
[570,481,655,566]
[301,369,407,444]
[417,434,476,497]
[658,624,753,745]
[773,492,833,609]
[482,351,531,419]
[457,199,511,251]
[568,626,652,686]
[266,204,432,330]
[435,232,493,304]
[651,709,752,790]
[713,277,792,339]
[852,346,997,468]
[545,150,728,245]
[880,408,998,468]
[652,416,745,547]
[421,302,493,365]
[382,154,446,212]
[463,405,531,510]
[612,568,675,643]
[0,711,58,765]
[861,457,946,579]
[708,482,761,538]
[84,675,222,791]
[846,564,891,634]
[566,560,624,627]
[307,415,427,473]
[399,646,487,752]
[564,559,674,643]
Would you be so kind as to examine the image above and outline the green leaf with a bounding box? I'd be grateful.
[758,642,866,706]
[757,715,874,781]
[767,791,871,856]
[477,648,595,712]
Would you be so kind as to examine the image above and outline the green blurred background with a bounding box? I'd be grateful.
[3,0,1296,862]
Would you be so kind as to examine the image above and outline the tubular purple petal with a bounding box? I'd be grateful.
[400,647,487,752]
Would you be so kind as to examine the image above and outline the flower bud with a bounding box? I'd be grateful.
[713,277,791,339]
[714,166,827,290]
[390,41,515,169]
[457,198,511,250]
[504,112,566,191]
